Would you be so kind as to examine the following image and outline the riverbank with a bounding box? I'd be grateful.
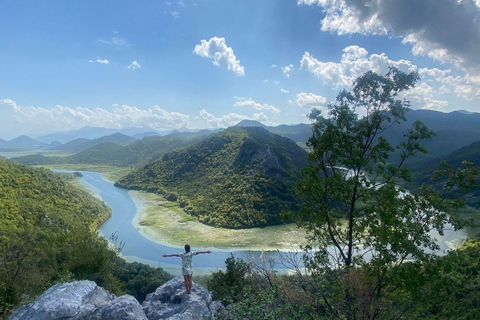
[129,190,307,251]
[45,166,309,252]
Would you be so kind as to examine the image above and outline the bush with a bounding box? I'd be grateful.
[208,254,250,304]
[165,192,178,202]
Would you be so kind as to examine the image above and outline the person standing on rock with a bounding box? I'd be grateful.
[163,244,211,294]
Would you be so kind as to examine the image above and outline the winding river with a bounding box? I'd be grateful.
[74,171,289,275]
[74,171,472,271]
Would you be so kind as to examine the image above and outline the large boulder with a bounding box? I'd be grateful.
[8,281,145,320]
[85,295,147,320]
[142,277,216,320]
[9,278,223,320]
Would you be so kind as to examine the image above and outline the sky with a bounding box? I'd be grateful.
[0,0,479,139]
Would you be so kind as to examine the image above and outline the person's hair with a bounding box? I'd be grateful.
[184,244,190,253]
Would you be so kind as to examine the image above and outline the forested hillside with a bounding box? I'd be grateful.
[407,140,480,207]
[0,157,170,318]
[116,127,309,228]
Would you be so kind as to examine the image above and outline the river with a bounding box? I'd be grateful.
[74,171,289,275]
[2,148,472,274]
[75,170,471,272]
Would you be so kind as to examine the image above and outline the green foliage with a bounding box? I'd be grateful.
[391,238,480,319]
[408,141,480,207]
[111,260,171,302]
[208,255,319,319]
[116,127,308,228]
[0,158,170,317]
[208,254,250,304]
[292,68,479,319]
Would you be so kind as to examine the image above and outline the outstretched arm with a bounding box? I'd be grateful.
[162,253,180,258]
[194,250,212,255]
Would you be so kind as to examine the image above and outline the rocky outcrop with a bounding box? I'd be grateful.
[143,277,223,319]
[9,278,223,320]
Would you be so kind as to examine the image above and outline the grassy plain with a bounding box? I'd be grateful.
[132,191,307,251]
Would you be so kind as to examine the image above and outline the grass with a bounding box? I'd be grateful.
[132,191,308,251]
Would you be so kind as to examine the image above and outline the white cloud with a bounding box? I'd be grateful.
[0,99,189,138]
[400,82,449,110]
[166,2,172,6]
[419,66,480,100]
[282,64,294,78]
[128,61,142,70]
[193,37,245,76]
[198,109,275,128]
[298,0,480,72]
[96,37,130,50]
[89,58,110,65]
[233,97,280,114]
[300,46,417,88]
[178,0,186,7]
[442,74,480,100]
[299,46,468,109]
[280,89,290,94]
[271,64,278,68]
[170,11,180,18]
[296,92,328,108]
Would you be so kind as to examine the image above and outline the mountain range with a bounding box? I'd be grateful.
[115,126,309,228]
[53,132,138,154]
[12,131,214,167]
[35,126,162,144]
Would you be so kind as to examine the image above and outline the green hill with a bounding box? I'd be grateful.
[407,140,480,207]
[0,157,109,312]
[115,127,309,228]
[0,157,170,317]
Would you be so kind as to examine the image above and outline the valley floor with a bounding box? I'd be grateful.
[131,190,307,251]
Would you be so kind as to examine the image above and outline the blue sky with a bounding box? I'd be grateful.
[0,0,479,139]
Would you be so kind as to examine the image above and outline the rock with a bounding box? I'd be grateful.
[85,295,147,320]
[142,277,212,320]
[8,281,115,320]
[9,278,223,320]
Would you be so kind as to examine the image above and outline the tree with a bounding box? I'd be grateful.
[292,68,478,319]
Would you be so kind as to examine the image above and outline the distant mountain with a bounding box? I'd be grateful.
[53,138,91,153]
[116,126,309,228]
[382,109,480,163]
[13,131,213,167]
[236,120,267,127]
[67,133,209,167]
[36,126,156,143]
[53,133,137,154]
[0,135,47,147]
[133,131,161,139]
[49,140,63,147]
